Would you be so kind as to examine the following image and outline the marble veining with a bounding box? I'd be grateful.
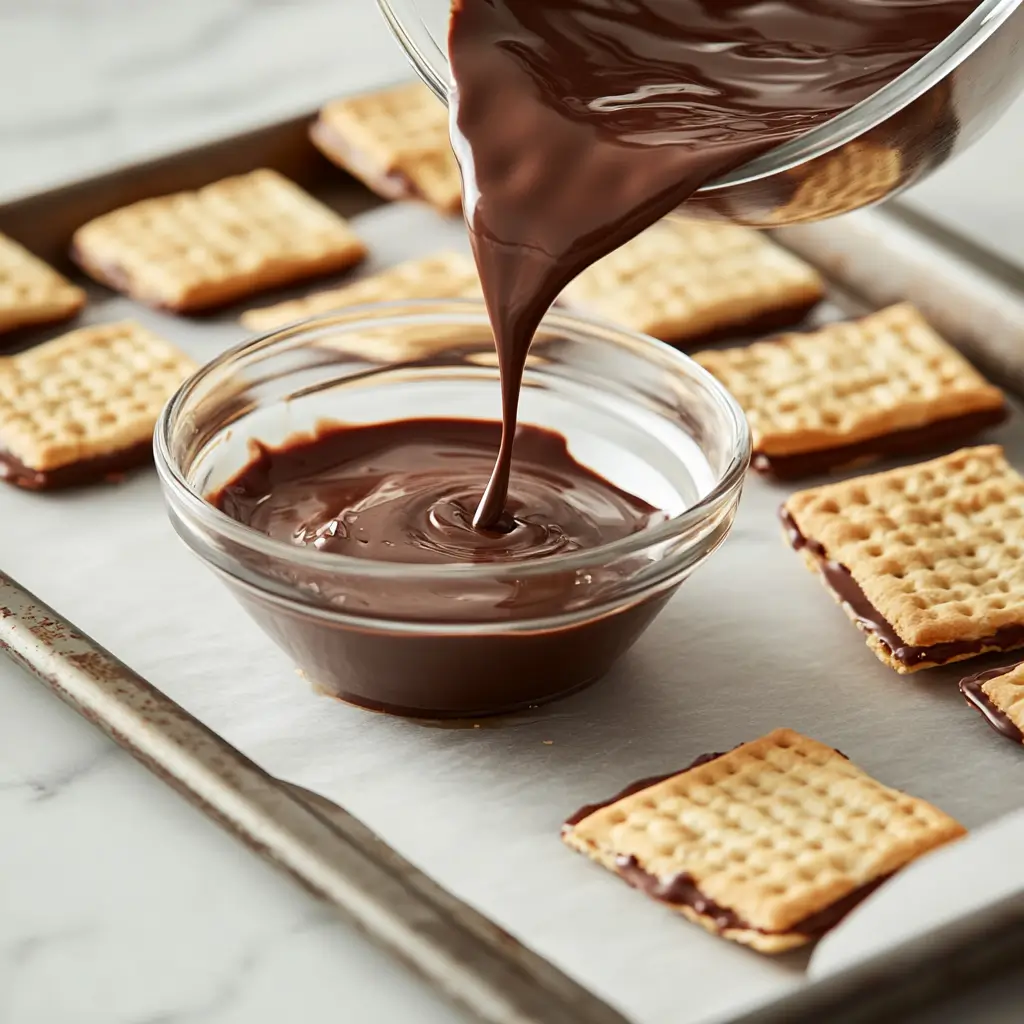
[1,747,116,802]
[0,671,460,1024]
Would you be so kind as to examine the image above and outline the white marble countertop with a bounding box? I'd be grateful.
[2,3,1023,1022]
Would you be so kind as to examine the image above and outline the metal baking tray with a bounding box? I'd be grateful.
[2,107,1024,1024]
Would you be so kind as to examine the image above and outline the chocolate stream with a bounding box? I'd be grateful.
[448,0,981,528]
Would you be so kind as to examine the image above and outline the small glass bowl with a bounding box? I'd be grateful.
[154,301,750,718]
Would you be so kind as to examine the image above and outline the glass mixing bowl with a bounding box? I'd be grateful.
[155,301,750,719]
[376,0,1024,226]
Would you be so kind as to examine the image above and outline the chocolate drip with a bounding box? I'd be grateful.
[781,508,1024,668]
[960,664,1024,744]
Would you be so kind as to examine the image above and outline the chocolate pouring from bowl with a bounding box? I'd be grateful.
[377,0,1024,227]
[445,0,987,533]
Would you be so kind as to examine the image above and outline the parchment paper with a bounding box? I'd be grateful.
[4,202,1024,1024]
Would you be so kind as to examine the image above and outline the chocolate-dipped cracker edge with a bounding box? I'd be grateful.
[563,748,888,941]
[781,507,1024,669]
[0,440,153,491]
[563,752,727,830]
[615,855,889,939]
[960,664,1024,744]
[754,406,1007,481]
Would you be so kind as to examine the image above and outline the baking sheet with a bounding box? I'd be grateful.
[3,197,1024,1024]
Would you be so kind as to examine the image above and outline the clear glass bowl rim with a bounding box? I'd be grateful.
[153,299,751,584]
[376,0,1022,192]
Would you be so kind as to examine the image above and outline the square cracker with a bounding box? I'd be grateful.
[784,446,1024,672]
[563,728,964,953]
[694,303,1005,477]
[71,169,367,312]
[0,320,196,486]
[240,251,480,332]
[559,218,824,346]
[311,82,462,214]
[0,232,85,335]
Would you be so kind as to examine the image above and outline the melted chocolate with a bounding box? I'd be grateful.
[616,856,749,932]
[0,440,153,491]
[214,418,662,566]
[754,406,1007,480]
[960,664,1024,744]
[781,508,1024,667]
[210,418,672,717]
[448,0,981,528]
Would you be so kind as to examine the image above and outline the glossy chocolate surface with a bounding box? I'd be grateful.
[448,0,980,527]
[213,418,662,566]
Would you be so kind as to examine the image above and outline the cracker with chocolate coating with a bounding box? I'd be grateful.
[240,251,480,331]
[695,303,1006,480]
[0,232,85,335]
[0,320,196,490]
[960,662,1024,745]
[559,218,824,346]
[563,728,964,953]
[783,446,1024,672]
[71,170,367,312]
[311,82,462,214]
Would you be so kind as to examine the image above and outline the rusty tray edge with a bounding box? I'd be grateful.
[0,571,629,1024]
